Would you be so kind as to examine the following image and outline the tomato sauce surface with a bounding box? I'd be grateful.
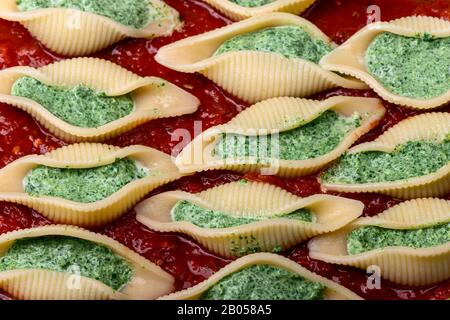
[0,0,449,300]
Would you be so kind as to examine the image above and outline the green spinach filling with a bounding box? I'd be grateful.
[12,77,134,128]
[171,200,313,229]
[347,223,450,255]
[214,26,333,63]
[201,264,326,300]
[215,111,361,162]
[366,32,450,99]
[229,0,275,7]
[24,158,148,203]
[322,139,450,184]
[16,0,153,28]
[0,236,133,290]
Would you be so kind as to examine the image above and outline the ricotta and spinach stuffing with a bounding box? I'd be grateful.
[201,264,326,300]
[322,139,450,184]
[16,0,155,29]
[366,32,450,99]
[214,25,333,63]
[215,110,361,162]
[229,0,276,7]
[0,236,133,290]
[24,158,148,203]
[347,222,450,255]
[171,200,314,229]
[12,77,134,128]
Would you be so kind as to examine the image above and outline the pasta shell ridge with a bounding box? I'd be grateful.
[308,199,450,286]
[136,181,364,258]
[320,113,450,199]
[0,57,199,142]
[0,143,183,227]
[320,16,450,109]
[156,13,367,103]
[0,225,175,300]
[159,253,362,300]
[0,0,181,56]
[175,96,385,177]
[201,0,317,21]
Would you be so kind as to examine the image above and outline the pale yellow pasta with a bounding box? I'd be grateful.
[175,96,385,177]
[156,13,367,103]
[0,57,199,142]
[136,181,364,257]
[320,112,450,199]
[308,198,450,286]
[320,16,450,109]
[0,0,181,56]
[160,253,362,300]
[0,143,183,228]
[0,225,174,300]
[202,0,317,21]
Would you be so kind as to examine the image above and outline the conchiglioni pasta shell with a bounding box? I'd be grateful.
[175,96,385,177]
[321,113,450,199]
[0,143,183,228]
[159,253,362,300]
[0,0,180,56]
[136,181,363,258]
[155,13,367,103]
[320,16,450,109]
[0,225,174,300]
[0,58,199,142]
[202,0,317,21]
[308,198,450,286]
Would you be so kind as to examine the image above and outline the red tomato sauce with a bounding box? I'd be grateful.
[0,0,449,299]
